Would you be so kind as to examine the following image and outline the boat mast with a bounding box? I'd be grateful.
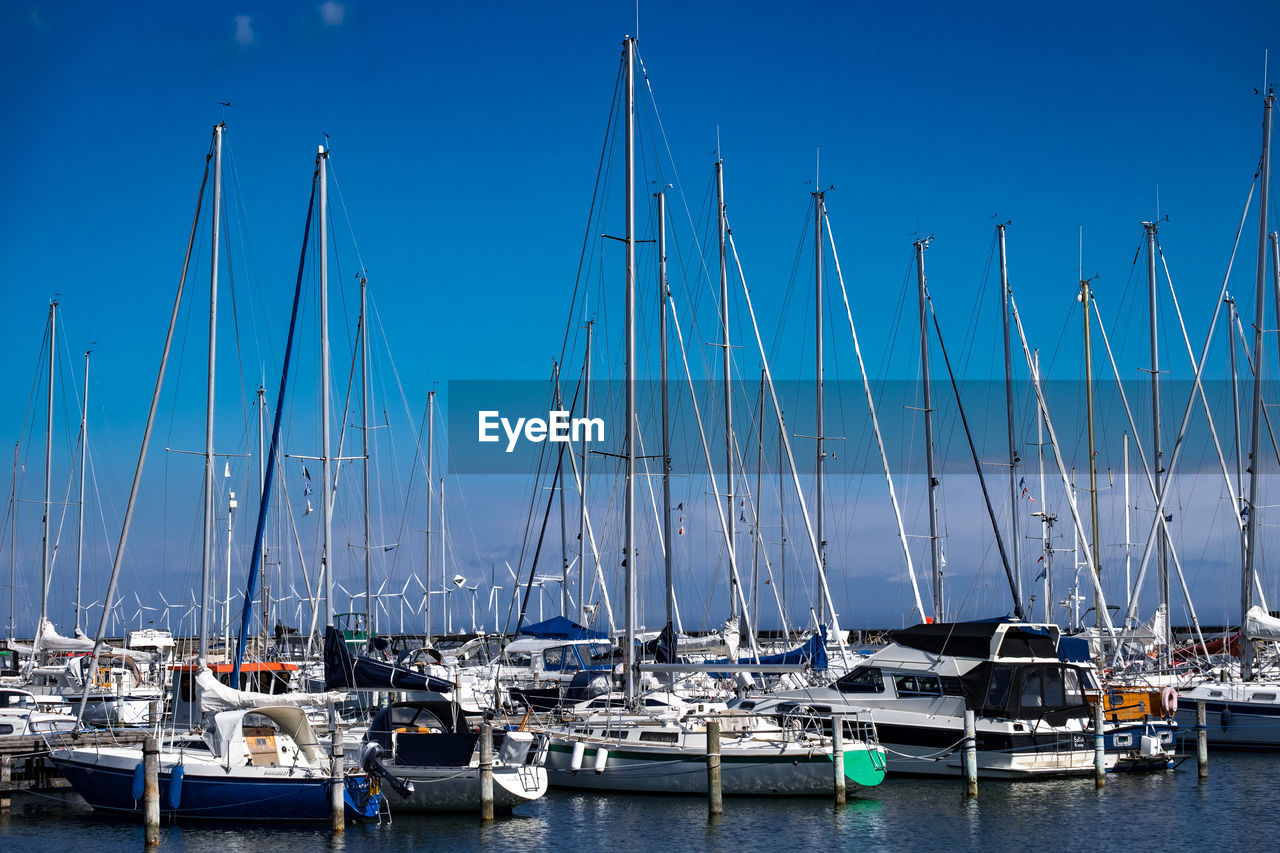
[1143,220,1170,664]
[75,347,90,634]
[914,238,942,620]
[623,35,638,700]
[440,476,447,633]
[360,274,372,634]
[1227,296,1246,591]
[752,370,764,635]
[199,124,223,664]
[997,224,1022,608]
[318,144,334,634]
[38,299,55,656]
[1034,350,1055,622]
[578,320,593,626]
[716,156,737,627]
[658,188,676,664]
[424,389,434,640]
[814,188,828,627]
[1243,89,1274,682]
[1080,276,1102,619]
[8,442,16,639]
[556,363,569,617]
[257,384,268,646]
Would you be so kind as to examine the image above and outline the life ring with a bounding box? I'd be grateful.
[1161,686,1178,716]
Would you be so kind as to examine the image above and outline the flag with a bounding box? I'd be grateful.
[765,578,771,585]
[1242,505,1251,520]
[675,502,683,511]
[223,461,230,478]
[304,499,314,516]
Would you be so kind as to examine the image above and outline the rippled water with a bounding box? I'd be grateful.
[2,752,1276,852]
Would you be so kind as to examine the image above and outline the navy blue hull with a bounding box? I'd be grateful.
[53,757,334,821]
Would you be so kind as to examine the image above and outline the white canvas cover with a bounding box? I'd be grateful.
[1244,605,1280,641]
[194,666,347,714]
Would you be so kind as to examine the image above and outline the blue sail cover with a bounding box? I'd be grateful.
[516,615,608,641]
[707,629,828,677]
[323,627,454,692]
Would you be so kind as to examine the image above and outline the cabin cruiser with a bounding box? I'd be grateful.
[0,687,77,738]
[734,620,1115,778]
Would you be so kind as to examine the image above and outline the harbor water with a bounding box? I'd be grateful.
[2,751,1274,852]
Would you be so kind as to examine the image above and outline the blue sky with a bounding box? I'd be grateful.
[1,2,1278,640]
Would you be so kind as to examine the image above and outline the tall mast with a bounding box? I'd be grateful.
[578,321,592,626]
[440,475,446,633]
[555,363,569,616]
[997,224,1022,607]
[1143,220,1169,662]
[814,189,827,626]
[360,274,372,634]
[39,300,55,650]
[717,156,738,626]
[8,443,17,639]
[199,124,223,663]
[752,370,764,635]
[1034,350,1054,622]
[424,389,434,640]
[318,144,334,632]
[915,239,942,620]
[75,347,90,634]
[1243,89,1274,681]
[623,35,638,699]
[1223,295,1244,594]
[1080,276,1102,611]
[257,385,268,645]
[808,188,829,625]
[658,189,676,663]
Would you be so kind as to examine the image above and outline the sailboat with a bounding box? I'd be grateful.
[48,125,383,821]
[1175,89,1280,748]
[527,36,885,798]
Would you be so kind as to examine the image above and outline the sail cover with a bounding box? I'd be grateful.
[1245,605,1280,641]
[516,616,607,641]
[323,627,455,692]
[195,666,346,713]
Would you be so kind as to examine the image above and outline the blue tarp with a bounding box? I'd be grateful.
[516,615,608,641]
[1057,635,1092,663]
[706,629,828,677]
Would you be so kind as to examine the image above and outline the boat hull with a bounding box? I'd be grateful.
[51,750,337,821]
[381,764,548,812]
[542,739,876,795]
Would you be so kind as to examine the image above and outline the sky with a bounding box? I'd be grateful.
[1,2,1279,642]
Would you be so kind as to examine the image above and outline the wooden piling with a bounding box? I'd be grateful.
[832,715,846,806]
[143,735,159,846]
[479,723,495,821]
[330,721,344,834]
[706,718,722,818]
[1196,699,1208,781]
[1,755,11,815]
[962,710,977,798]
[1093,700,1106,788]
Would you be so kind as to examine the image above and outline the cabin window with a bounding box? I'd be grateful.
[835,666,885,694]
[1063,668,1084,705]
[1113,733,1132,747]
[543,648,566,670]
[894,674,943,697]
[639,731,679,744]
[505,652,532,668]
[0,724,12,735]
[1252,693,1276,702]
[1020,668,1044,708]
[1042,668,1066,707]
[986,666,1015,709]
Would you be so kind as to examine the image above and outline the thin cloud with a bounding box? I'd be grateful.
[319,2,345,26]
[234,15,254,46]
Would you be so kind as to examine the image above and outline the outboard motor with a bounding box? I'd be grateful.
[360,741,415,799]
